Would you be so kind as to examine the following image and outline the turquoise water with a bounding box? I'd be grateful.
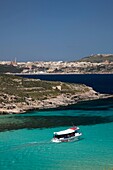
[0,99,113,170]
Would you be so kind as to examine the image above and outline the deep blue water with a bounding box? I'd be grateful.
[18,74,113,94]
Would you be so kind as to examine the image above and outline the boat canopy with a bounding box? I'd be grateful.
[54,127,79,135]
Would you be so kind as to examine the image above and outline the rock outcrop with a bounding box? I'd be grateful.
[0,74,112,114]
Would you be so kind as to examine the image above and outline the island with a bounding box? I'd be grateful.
[0,74,112,115]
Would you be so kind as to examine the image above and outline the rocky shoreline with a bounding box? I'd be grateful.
[0,90,112,115]
[0,74,113,115]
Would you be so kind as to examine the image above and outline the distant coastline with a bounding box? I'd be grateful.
[1,54,113,75]
[11,72,113,75]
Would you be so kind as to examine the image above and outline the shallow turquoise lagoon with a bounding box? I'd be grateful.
[0,99,113,170]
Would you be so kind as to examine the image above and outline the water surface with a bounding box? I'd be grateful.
[19,74,113,94]
[0,98,113,170]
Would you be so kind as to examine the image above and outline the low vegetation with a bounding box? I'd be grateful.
[1,74,107,115]
[0,74,89,103]
[0,64,23,73]
[78,54,113,63]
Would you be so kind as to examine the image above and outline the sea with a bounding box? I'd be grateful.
[0,74,113,170]
[20,73,113,94]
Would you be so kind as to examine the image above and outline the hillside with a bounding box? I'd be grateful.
[78,54,113,63]
[0,74,107,114]
[0,64,23,73]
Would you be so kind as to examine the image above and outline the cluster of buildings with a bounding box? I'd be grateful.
[0,59,113,74]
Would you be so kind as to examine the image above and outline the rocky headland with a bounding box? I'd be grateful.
[0,74,112,115]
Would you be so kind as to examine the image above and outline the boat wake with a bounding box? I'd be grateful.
[0,141,52,153]
[14,141,52,149]
[24,141,52,146]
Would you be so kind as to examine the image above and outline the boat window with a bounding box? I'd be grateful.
[54,132,76,139]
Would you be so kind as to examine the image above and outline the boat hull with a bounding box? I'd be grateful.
[52,133,82,143]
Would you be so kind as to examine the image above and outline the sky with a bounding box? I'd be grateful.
[0,0,113,61]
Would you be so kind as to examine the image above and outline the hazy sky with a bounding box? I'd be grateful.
[0,0,113,61]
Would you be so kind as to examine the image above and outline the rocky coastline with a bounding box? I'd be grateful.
[0,74,112,115]
[0,93,112,115]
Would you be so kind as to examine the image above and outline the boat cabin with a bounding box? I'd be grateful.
[53,127,79,139]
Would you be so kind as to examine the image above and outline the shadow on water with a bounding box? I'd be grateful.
[0,98,113,132]
[56,97,113,111]
[0,114,113,132]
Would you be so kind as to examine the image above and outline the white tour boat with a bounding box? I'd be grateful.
[52,126,82,143]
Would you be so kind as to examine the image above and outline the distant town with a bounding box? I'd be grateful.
[0,54,113,74]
